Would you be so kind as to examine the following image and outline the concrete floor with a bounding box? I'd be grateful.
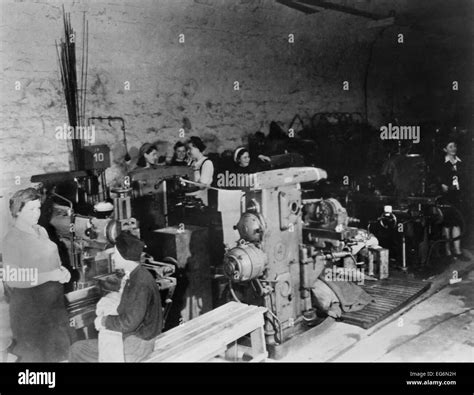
[279,252,474,362]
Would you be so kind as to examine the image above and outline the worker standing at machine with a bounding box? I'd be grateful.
[219,146,260,191]
[438,137,469,261]
[185,136,214,206]
[169,141,188,166]
[2,188,72,362]
[69,231,163,362]
[233,146,260,175]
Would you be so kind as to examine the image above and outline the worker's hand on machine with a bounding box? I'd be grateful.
[258,154,271,163]
[58,266,71,284]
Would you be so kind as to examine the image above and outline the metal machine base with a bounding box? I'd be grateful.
[267,317,333,360]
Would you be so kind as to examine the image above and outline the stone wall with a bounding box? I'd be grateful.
[0,0,377,243]
[1,0,471,245]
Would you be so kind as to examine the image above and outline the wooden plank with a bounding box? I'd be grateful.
[184,315,266,362]
[146,302,267,362]
[150,309,263,356]
[153,304,265,352]
[153,302,248,344]
[152,310,264,360]
[149,314,264,362]
[169,315,265,362]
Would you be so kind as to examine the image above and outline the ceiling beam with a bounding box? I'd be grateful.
[295,0,387,20]
[276,0,320,14]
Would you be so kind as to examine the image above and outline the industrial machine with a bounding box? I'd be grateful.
[221,167,386,354]
[49,182,178,333]
[128,166,194,237]
[67,251,177,333]
[367,196,455,269]
[31,159,190,334]
[302,197,388,280]
[127,166,217,328]
[41,164,193,290]
[48,185,139,289]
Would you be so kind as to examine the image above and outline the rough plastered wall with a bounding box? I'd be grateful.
[0,0,380,243]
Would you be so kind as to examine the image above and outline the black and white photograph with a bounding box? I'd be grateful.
[0,0,473,392]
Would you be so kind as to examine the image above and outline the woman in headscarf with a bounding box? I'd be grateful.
[233,146,260,175]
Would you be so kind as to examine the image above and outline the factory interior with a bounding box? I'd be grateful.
[0,0,473,365]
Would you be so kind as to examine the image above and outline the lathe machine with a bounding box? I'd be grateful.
[221,167,387,355]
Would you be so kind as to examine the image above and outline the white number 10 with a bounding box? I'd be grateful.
[94,152,104,162]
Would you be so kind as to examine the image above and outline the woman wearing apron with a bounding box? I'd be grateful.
[185,136,214,206]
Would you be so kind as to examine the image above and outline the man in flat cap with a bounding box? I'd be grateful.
[69,232,163,362]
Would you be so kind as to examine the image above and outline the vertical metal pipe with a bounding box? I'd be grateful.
[401,233,407,271]
[163,180,168,227]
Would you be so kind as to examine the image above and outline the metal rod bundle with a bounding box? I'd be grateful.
[56,6,89,170]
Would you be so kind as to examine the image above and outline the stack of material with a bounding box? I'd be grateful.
[312,278,375,319]
[56,6,89,170]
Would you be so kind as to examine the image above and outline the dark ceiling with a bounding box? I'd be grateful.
[277,0,474,40]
